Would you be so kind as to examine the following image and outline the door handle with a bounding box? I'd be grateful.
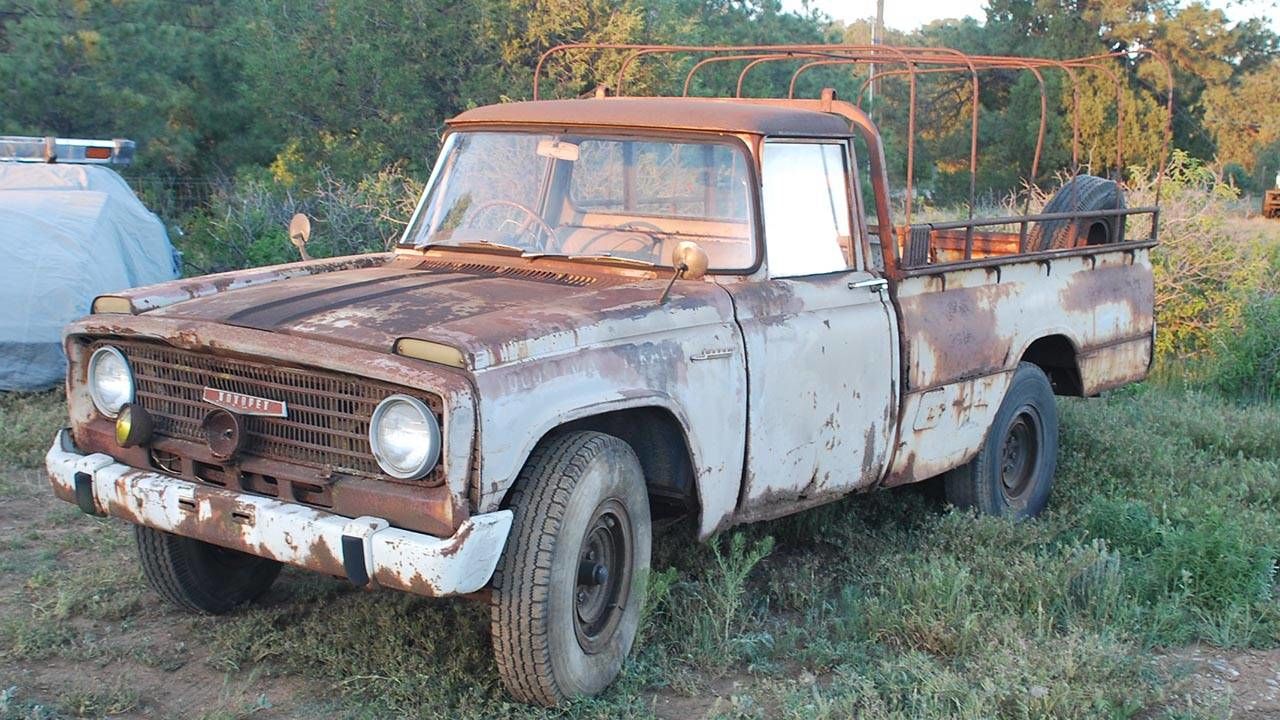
[848,277,888,293]
[690,349,735,361]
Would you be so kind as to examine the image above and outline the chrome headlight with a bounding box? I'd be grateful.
[369,394,441,480]
[88,346,134,418]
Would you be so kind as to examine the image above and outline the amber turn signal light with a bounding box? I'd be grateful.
[115,404,153,447]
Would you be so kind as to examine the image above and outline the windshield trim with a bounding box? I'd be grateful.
[398,133,458,247]
[399,126,764,276]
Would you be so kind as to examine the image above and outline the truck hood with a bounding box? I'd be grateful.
[148,254,735,369]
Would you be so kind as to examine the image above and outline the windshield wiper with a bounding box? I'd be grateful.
[566,254,659,269]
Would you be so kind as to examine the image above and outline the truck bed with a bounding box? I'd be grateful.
[882,241,1155,486]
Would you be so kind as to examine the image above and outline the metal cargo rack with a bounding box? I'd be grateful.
[532,44,1175,273]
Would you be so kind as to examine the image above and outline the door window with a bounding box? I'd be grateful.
[761,141,854,277]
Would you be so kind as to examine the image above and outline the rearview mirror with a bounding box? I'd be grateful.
[536,139,579,162]
[288,213,312,261]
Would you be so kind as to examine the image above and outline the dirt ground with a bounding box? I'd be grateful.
[0,466,329,719]
[0,464,747,719]
[0,462,1274,719]
[1159,647,1280,720]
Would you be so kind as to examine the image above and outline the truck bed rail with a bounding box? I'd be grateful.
[894,206,1159,273]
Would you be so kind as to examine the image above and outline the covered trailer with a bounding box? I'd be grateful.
[1,138,178,390]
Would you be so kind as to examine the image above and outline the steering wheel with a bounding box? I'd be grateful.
[462,200,557,250]
[575,221,666,258]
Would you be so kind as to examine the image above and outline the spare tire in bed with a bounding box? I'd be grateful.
[1029,175,1126,251]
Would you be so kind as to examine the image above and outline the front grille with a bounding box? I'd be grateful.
[100,339,443,480]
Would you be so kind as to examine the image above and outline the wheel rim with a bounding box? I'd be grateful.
[999,406,1041,502]
[573,498,632,654]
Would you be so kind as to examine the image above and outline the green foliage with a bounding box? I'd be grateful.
[1203,58,1280,191]
[1055,388,1280,646]
[5,0,1274,200]
[1083,498,1162,555]
[234,0,499,179]
[1141,151,1278,362]
[178,168,422,274]
[0,1,272,175]
[2,369,1277,717]
[1139,510,1276,614]
[1209,292,1280,401]
[642,532,775,675]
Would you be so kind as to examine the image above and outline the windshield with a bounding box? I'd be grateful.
[402,131,757,270]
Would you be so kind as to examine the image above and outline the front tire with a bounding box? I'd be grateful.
[490,431,652,706]
[944,362,1059,519]
[135,526,282,614]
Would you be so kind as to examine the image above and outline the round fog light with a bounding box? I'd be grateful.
[115,403,153,447]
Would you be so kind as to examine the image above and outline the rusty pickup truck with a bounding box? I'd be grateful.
[47,44,1164,705]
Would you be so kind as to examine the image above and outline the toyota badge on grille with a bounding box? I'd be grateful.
[201,387,287,418]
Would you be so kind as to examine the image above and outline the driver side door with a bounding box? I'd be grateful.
[727,139,899,522]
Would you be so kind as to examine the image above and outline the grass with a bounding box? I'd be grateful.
[0,682,141,720]
[2,384,1272,718]
[0,388,64,487]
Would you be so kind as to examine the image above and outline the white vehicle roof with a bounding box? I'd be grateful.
[0,163,176,390]
[0,135,135,165]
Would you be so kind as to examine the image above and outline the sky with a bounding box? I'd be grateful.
[782,0,1280,33]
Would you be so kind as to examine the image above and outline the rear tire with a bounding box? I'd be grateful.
[490,431,651,706]
[135,526,281,614]
[944,362,1059,519]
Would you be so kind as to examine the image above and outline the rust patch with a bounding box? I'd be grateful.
[883,449,918,488]
[306,536,342,575]
[403,570,441,596]
[1058,259,1152,320]
[896,279,1020,391]
[859,422,878,485]
[437,521,473,559]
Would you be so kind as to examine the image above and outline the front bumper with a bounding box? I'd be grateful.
[45,429,512,597]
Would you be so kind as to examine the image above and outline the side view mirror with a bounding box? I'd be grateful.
[671,240,709,280]
[288,213,312,261]
[658,240,710,304]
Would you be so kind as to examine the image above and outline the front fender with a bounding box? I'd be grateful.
[472,329,747,539]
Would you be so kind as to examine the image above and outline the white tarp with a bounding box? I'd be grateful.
[0,164,177,391]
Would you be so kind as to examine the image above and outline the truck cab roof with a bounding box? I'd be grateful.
[449,97,855,137]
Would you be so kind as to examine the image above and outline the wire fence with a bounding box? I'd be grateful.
[121,174,220,225]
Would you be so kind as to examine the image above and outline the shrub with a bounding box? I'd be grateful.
[1210,292,1280,401]
[176,167,423,274]
[1130,151,1280,361]
[647,532,775,674]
